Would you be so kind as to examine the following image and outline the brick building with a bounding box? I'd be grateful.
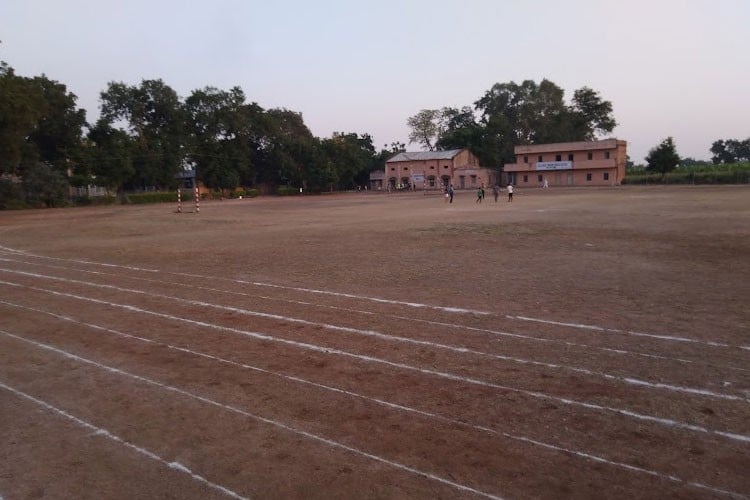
[378,149,496,191]
[503,139,627,187]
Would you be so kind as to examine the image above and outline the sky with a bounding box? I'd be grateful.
[1,0,748,163]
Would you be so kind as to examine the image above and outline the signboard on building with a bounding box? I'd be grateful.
[411,174,425,183]
[536,161,572,171]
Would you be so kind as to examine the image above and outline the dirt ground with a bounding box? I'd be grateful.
[0,185,748,499]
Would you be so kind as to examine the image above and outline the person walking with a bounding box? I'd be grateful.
[476,186,483,203]
[492,184,499,202]
[448,184,454,203]
[507,183,514,202]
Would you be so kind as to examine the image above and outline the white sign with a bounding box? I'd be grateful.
[536,161,572,171]
[411,174,425,182]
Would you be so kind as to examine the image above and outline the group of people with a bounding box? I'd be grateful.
[444,184,514,203]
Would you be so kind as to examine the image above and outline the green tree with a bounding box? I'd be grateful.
[99,79,187,189]
[22,162,69,207]
[185,86,254,191]
[646,137,680,177]
[26,75,87,174]
[711,138,750,164]
[406,109,440,151]
[0,62,44,175]
[86,119,136,195]
[472,79,617,167]
[321,132,377,189]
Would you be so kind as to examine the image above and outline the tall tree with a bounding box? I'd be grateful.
[185,86,254,191]
[473,79,617,167]
[406,109,440,151]
[26,75,87,173]
[99,79,187,189]
[646,137,680,177]
[85,119,135,194]
[0,62,44,175]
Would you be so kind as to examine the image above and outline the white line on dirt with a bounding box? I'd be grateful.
[1,245,747,350]
[0,267,745,404]
[3,254,748,375]
[1,299,744,499]
[0,330,505,500]
[0,246,488,315]
[1,279,748,445]
[506,315,740,348]
[8,254,746,374]
[0,379,247,500]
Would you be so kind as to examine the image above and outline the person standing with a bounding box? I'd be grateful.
[476,186,483,203]
[507,183,514,202]
[448,184,454,203]
[492,184,499,202]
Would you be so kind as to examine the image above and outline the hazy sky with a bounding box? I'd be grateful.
[1,0,748,162]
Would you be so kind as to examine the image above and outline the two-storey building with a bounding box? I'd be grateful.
[503,139,627,187]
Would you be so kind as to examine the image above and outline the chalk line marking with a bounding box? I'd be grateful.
[507,315,748,350]
[0,379,247,500]
[1,299,745,498]
[0,267,745,404]
[3,245,745,350]
[0,330,504,500]
[3,254,748,375]
[1,279,748,445]
[0,245,488,315]
[3,245,748,352]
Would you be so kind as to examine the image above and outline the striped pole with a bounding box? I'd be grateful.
[177,188,182,213]
[194,184,200,213]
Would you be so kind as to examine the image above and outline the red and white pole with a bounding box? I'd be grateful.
[177,188,182,213]
[194,184,200,213]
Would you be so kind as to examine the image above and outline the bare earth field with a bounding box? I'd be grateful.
[0,185,748,499]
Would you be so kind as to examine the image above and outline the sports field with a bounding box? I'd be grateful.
[0,185,748,499]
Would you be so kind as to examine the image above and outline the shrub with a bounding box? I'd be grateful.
[276,186,299,196]
[125,192,178,204]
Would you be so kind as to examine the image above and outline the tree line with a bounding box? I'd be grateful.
[1,61,400,207]
[2,58,745,208]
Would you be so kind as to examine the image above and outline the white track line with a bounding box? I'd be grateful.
[1,279,748,445]
[0,267,745,404]
[1,245,746,350]
[0,380,247,500]
[0,246,488,315]
[8,255,745,374]
[506,315,745,349]
[1,299,744,498]
[0,330,504,500]
[3,254,748,375]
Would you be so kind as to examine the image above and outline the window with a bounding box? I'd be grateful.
[538,175,543,182]
[390,167,395,171]
[538,155,543,162]
[404,167,408,170]
[443,165,449,169]
[523,175,528,182]
[586,173,592,181]
[604,172,610,181]
[555,154,562,162]
[430,166,435,169]
[605,151,610,159]
[568,154,574,161]
[587,152,593,160]
[523,156,528,163]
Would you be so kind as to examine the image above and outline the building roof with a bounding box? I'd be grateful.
[386,149,463,163]
[514,139,626,154]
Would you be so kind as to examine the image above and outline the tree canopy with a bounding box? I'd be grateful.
[408,79,618,167]
[646,137,680,176]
